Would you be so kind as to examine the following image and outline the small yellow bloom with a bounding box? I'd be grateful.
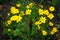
[37,25,41,30]
[10,7,19,14]
[35,21,41,25]
[38,9,44,15]
[44,9,49,15]
[8,29,11,32]
[10,15,22,23]
[48,13,54,20]
[51,27,58,35]
[25,9,32,15]
[26,5,30,9]
[49,22,53,26]
[39,16,46,23]
[42,30,47,35]
[49,6,55,11]
[51,31,54,35]
[39,5,43,8]
[29,2,34,7]
[16,4,21,7]
[6,20,11,25]
[19,11,25,16]
[52,27,58,32]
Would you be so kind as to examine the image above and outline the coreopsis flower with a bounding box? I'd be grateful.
[10,7,19,14]
[25,9,32,15]
[49,6,55,11]
[26,5,30,9]
[29,2,34,7]
[51,27,58,35]
[38,9,44,15]
[49,22,53,26]
[39,16,46,23]
[16,4,21,7]
[19,11,25,16]
[48,13,54,20]
[8,29,11,32]
[16,16,22,23]
[10,15,22,23]
[35,21,41,25]
[42,30,47,35]
[44,9,49,15]
[6,20,11,25]
[37,25,41,30]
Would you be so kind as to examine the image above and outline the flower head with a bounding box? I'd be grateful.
[49,22,53,26]
[48,13,54,20]
[10,7,19,14]
[49,6,55,11]
[42,30,47,35]
[38,9,44,15]
[25,9,32,15]
[44,9,49,15]
[39,16,46,23]
[16,4,21,7]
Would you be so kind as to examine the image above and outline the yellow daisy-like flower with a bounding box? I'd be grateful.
[25,9,32,15]
[6,20,11,25]
[35,21,41,25]
[44,9,49,15]
[16,4,21,7]
[49,22,53,26]
[38,9,44,15]
[16,16,22,23]
[29,2,34,7]
[42,30,47,35]
[48,13,54,20]
[10,7,19,14]
[26,5,30,9]
[19,11,25,16]
[10,15,22,23]
[51,27,58,35]
[37,25,41,30]
[49,6,55,11]
[39,16,46,23]
[39,5,43,8]
[52,27,58,32]
[8,29,11,32]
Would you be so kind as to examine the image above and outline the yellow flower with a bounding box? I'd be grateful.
[16,16,22,23]
[37,25,41,30]
[52,27,58,32]
[8,29,11,32]
[39,16,46,23]
[35,21,41,25]
[26,5,30,9]
[39,5,43,8]
[49,6,55,11]
[10,7,19,14]
[16,4,21,7]
[49,22,53,26]
[44,9,49,15]
[51,27,58,35]
[42,30,47,35]
[6,20,11,25]
[48,13,54,20]
[10,15,22,23]
[38,9,44,15]
[19,11,25,16]
[51,31,55,35]
[25,9,32,15]
[29,2,34,7]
